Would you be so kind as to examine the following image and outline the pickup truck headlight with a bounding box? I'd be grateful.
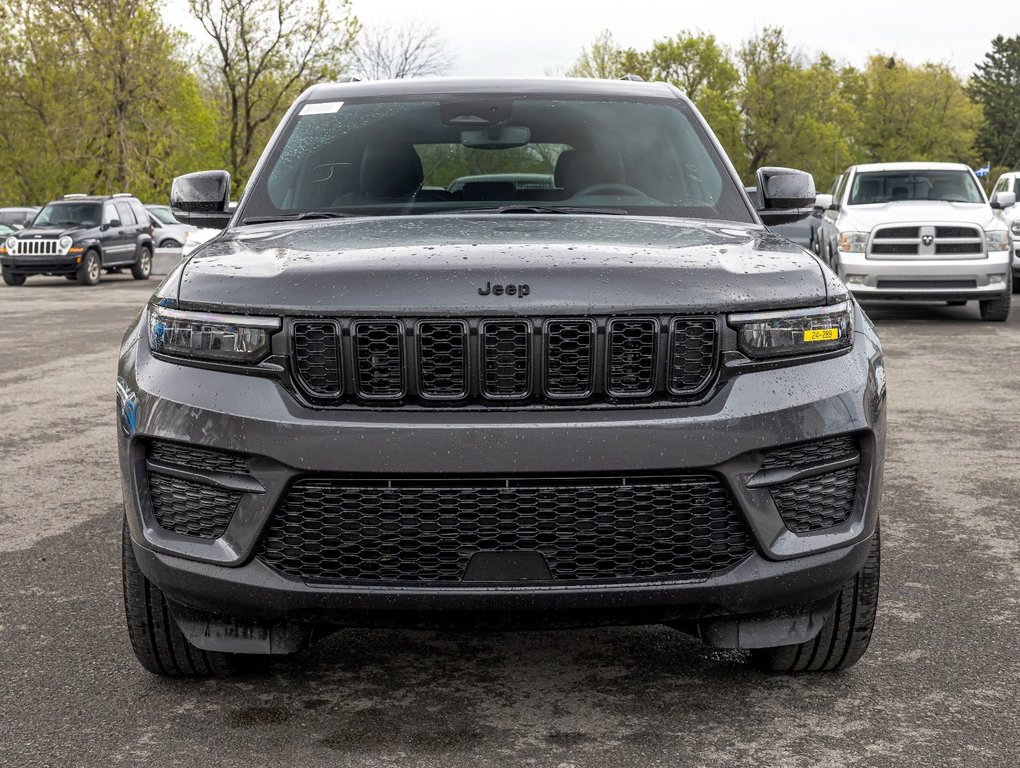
[729,302,854,359]
[1010,222,1020,238]
[837,232,867,253]
[147,304,280,363]
[985,229,1009,252]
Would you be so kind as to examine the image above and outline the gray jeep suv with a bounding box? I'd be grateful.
[117,77,885,677]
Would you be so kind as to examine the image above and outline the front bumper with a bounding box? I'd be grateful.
[838,250,1010,300]
[118,307,886,642]
[1,253,81,275]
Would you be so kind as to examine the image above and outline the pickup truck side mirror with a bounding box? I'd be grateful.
[754,167,816,225]
[990,191,1016,210]
[171,170,232,229]
[813,193,834,211]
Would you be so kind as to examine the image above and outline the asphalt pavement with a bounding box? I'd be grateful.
[1,275,1017,767]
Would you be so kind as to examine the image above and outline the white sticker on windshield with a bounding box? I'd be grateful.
[299,101,343,116]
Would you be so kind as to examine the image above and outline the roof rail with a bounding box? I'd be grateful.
[620,74,644,82]
[62,193,88,199]
[111,192,133,198]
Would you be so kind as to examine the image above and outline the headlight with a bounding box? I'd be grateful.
[985,229,1009,252]
[729,302,854,359]
[147,304,280,363]
[58,236,73,254]
[1010,222,1020,238]
[837,232,867,253]
[4,236,17,254]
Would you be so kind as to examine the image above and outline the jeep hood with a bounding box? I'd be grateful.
[13,226,88,239]
[175,215,829,314]
[838,201,1003,233]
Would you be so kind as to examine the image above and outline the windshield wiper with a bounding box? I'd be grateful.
[241,211,356,225]
[442,205,628,216]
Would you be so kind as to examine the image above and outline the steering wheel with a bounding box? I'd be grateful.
[572,183,649,198]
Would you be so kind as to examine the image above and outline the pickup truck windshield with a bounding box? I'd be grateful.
[33,203,101,228]
[848,170,984,205]
[241,95,751,223]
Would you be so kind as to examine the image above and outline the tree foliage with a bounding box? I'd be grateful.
[969,35,1020,167]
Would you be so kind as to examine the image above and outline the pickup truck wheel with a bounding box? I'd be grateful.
[979,275,1011,321]
[131,246,152,280]
[750,527,880,673]
[2,267,26,286]
[122,518,249,677]
[77,250,101,286]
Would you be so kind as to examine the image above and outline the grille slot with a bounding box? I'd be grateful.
[874,226,919,238]
[876,279,977,290]
[935,226,979,238]
[148,440,249,474]
[148,473,240,539]
[607,318,657,396]
[258,474,753,583]
[293,322,342,397]
[871,242,918,255]
[417,321,468,399]
[352,321,404,398]
[10,238,59,256]
[545,319,595,397]
[481,320,531,398]
[936,242,982,255]
[668,318,717,394]
[771,466,859,533]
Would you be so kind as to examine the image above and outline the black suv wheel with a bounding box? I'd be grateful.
[77,250,102,286]
[2,266,26,286]
[750,527,880,673]
[132,246,152,280]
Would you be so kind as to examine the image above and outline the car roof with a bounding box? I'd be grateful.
[0,206,39,212]
[46,195,140,203]
[300,77,681,103]
[849,162,972,173]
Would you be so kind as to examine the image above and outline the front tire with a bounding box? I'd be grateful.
[122,519,249,677]
[77,250,101,286]
[979,274,1011,321]
[2,266,26,286]
[751,527,880,673]
[132,246,152,280]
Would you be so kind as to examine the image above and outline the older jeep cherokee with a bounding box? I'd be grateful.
[117,77,885,677]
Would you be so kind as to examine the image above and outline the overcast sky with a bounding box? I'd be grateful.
[348,0,1018,78]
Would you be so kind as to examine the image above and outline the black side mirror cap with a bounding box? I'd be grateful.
[108,219,121,229]
[171,170,232,229]
[755,166,816,224]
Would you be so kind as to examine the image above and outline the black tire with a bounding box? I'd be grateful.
[751,527,880,673]
[132,246,152,280]
[1,266,26,286]
[64,274,77,281]
[122,519,247,677]
[1013,272,1020,294]
[162,239,182,249]
[946,300,967,306]
[979,273,1011,321]
[77,250,101,286]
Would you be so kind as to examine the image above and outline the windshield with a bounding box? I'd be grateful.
[240,94,751,223]
[147,206,179,225]
[848,170,984,205]
[33,202,101,228]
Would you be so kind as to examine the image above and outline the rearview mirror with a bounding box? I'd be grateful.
[754,167,816,225]
[171,170,232,229]
[461,125,531,149]
[990,191,1016,210]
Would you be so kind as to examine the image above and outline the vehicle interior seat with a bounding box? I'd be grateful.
[554,149,627,196]
[891,186,909,201]
[333,144,424,204]
[929,179,961,200]
[461,181,515,201]
[856,179,881,203]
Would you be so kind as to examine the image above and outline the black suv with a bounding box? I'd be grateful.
[1,193,154,286]
[118,78,885,677]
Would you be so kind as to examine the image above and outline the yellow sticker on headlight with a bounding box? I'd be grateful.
[804,328,839,342]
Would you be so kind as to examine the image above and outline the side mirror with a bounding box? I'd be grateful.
[171,170,232,229]
[990,191,1016,210]
[105,218,121,229]
[813,193,833,211]
[755,167,816,225]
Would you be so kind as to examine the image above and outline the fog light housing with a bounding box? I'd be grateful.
[845,274,866,284]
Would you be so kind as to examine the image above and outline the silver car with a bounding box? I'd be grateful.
[146,205,192,248]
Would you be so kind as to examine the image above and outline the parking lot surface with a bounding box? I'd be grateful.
[1,276,1017,767]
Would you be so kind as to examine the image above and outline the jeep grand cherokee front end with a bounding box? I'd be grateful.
[117,78,885,677]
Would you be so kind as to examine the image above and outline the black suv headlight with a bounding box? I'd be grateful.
[147,303,280,363]
[728,302,853,359]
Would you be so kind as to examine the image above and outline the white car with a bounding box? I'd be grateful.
[181,227,217,257]
[989,170,1020,290]
[818,162,1013,321]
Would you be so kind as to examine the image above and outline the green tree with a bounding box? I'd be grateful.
[969,35,1020,167]
[566,29,627,79]
[188,0,360,193]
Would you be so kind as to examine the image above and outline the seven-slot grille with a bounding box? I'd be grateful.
[290,316,718,407]
[869,224,983,257]
[257,474,753,583]
[9,238,59,256]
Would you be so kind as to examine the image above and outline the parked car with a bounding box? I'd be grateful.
[0,206,39,230]
[0,193,153,286]
[180,226,217,256]
[119,76,885,678]
[145,204,192,248]
[989,170,1020,292]
[818,162,1012,320]
[0,224,15,238]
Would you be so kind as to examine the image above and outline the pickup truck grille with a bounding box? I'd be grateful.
[257,473,752,583]
[290,315,718,407]
[8,238,59,256]
[869,225,983,258]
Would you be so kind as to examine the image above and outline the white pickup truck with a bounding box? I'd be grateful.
[989,170,1020,290]
[817,162,1013,321]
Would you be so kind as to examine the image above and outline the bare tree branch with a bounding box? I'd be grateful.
[353,20,454,80]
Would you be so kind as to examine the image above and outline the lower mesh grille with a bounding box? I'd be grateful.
[761,435,857,470]
[258,474,753,583]
[148,440,249,474]
[148,473,241,538]
[771,466,859,533]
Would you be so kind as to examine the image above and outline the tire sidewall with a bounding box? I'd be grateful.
[79,250,101,286]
